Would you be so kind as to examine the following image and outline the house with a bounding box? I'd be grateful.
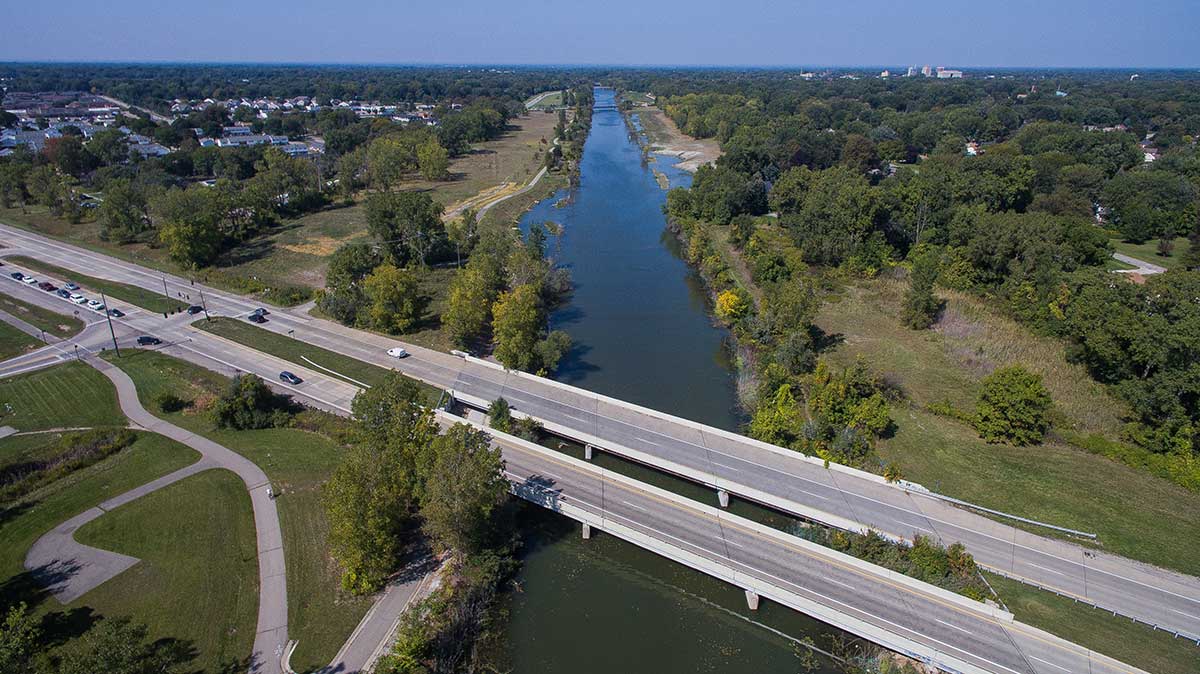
[216,134,289,148]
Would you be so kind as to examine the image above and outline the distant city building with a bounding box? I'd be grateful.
[906,66,917,77]
[921,65,932,77]
[880,70,890,78]
[216,134,289,148]
[936,67,964,79]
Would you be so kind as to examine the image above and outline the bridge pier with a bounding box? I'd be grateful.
[717,489,729,508]
[745,590,760,611]
[584,444,594,460]
[582,523,592,539]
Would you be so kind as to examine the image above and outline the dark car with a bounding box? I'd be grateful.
[247,313,267,323]
[136,336,162,346]
[56,288,71,298]
[9,272,24,281]
[252,307,269,316]
[108,309,125,318]
[38,281,56,291]
[279,371,302,385]
[186,305,203,315]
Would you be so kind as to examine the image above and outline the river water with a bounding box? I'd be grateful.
[490,88,843,673]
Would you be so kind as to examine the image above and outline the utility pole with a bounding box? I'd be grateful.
[101,292,120,357]
[197,283,210,320]
[161,274,170,306]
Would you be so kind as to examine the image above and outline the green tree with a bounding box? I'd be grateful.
[417,139,450,181]
[974,366,1052,445]
[211,374,289,430]
[420,423,509,557]
[367,135,416,190]
[55,617,190,674]
[902,246,942,329]
[363,263,423,334]
[0,602,39,674]
[492,284,543,372]
[154,186,225,268]
[487,397,513,433]
[365,191,446,267]
[87,128,129,166]
[749,384,804,448]
[97,179,151,244]
[444,265,497,347]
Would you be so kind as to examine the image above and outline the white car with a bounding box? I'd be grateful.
[70,294,87,304]
[21,276,38,285]
[87,299,105,310]
[386,347,410,359]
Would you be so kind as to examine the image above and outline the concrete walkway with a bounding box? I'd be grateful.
[0,308,58,342]
[1112,252,1168,275]
[23,358,289,674]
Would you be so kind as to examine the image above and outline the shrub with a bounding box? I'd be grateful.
[974,365,1052,445]
[153,391,188,413]
[211,374,292,430]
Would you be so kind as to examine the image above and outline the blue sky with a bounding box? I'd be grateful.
[3,0,1198,67]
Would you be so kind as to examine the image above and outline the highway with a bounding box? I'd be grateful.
[0,244,1152,674]
[2,222,1200,645]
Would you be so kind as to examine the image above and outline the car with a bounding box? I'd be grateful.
[136,336,162,346]
[56,289,71,298]
[87,299,105,311]
[9,272,23,281]
[186,305,203,315]
[107,309,125,318]
[252,307,269,316]
[387,347,410,359]
[38,281,56,291]
[21,276,38,285]
[64,282,79,291]
[70,294,87,304]
[247,313,267,323]
[279,371,302,385]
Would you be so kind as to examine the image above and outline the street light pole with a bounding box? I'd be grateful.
[197,284,210,320]
[161,274,170,305]
[101,292,120,357]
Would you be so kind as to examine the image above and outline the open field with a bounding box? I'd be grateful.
[986,573,1200,674]
[525,90,564,110]
[1110,235,1191,270]
[7,255,186,314]
[72,469,258,673]
[0,319,39,361]
[0,360,125,432]
[104,349,377,670]
[0,290,86,339]
[194,316,441,402]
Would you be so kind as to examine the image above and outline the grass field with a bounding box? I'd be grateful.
[195,316,441,403]
[526,90,564,110]
[986,573,1200,674]
[8,255,185,314]
[1110,236,1191,270]
[0,361,125,432]
[103,349,376,670]
[72,469,258,673]
[0,290,86,339]
[0,319,39,361]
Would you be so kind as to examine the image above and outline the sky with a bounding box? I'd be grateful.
[3,0,1198,68]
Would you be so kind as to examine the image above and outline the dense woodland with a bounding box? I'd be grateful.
[654,71,1200,488]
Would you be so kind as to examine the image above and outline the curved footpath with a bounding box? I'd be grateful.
[23,358,289,674]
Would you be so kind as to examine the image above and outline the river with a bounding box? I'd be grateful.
[487,88,844,673]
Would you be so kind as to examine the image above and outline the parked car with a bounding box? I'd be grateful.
[21,276,38,285]
[37,281,55,291]
[186,305,203,315]
[87,299,105,311]
[386,347,410,359]
[279,371,302,385]
[56,289,71,299]
[9,272,23,281]
[107,309,125,318]
[69,294,87,304]
[64,282,79,291]
[252,307,269,316]
[136,336,162,346]
[247,313,267,323]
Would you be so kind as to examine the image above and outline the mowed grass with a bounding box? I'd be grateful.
[986,573,1200,674]
[195,316,441,403]
[0,290,86,339]
[103,349,376,670]
[72,469,258,673]
[9,255,185,314]
[0,361,125,432]
[1110,236,1191,270]
[0,319,39,361]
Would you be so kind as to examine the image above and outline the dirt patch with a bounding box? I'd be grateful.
[279,236,344,257]
[635,108,722,172]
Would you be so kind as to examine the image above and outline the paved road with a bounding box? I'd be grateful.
[1112,252,1168,276]
[3,223,1199,644]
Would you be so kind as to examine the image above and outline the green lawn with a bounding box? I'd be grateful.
[0,361,125,432]
[194,316,441,403]
[1110,236,1191,270]
[8,255,185,314]
[527,90,564,110]
[987,573,1200,674]
[0,319,39,361]
[102,349,375,671]
[72,469,258,673]
[0,291,86,339]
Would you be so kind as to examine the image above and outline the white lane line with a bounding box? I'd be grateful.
[934,618,972,635]
[1026,561,1069,577]
[1169,608,1200,621]
[632,435,659,445]
[710,461,742,472]
[798,489,829,501]
[1029,655,1071,673]
[823,576,855,590]
[621,500,647,512]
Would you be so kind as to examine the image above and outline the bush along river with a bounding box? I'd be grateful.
[480,87,852,674]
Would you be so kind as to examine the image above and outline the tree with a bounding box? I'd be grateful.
[1102,171,1197,243]
[420,423,509,557]
[55,617,191,674]
[417,139,450,181]
[487,397,513,433]
[492,284,543,372]
[212,374,290,429]
[87,129,129,166]
[154,186,225,268]
[749,384,804,448]
[974,366,1052,445]
[840,134,879,174]
[902,246,942,329]
[445,209,477,266]
[365,191,446,267]
[367,135,416,190]
[715,289,750,324]
[363,263,423,334]
[0,603,39,674]
[784,166,883,267]
[97,179,151,243]
[444,265,497,347]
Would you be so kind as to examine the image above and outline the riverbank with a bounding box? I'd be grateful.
[630,106,721,172]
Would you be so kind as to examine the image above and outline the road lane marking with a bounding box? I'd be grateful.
[823,576,855,590]
[934,618,972,635]
[1026,562,1069,577]
[621,500,647,512]
[1029,655,1071,672]
[1169,608,1200,621]
[710,461,742,472]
